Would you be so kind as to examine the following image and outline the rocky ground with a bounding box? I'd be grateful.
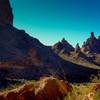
[0,1,100,100]
[0,77,100,100]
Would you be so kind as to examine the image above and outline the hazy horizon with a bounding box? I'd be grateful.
[10,0,100,47]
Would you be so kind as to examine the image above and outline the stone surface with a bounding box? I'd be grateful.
[35,77,72,100]
[0,0,13,25]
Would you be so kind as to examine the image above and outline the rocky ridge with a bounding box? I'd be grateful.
[0,0,99,82]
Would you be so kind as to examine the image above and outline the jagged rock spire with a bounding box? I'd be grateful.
[75,43,80,53]
[61,38,66,42]
[90,32,95,39]
[52,38,74,54]
[0,0,13,25]
[81,32,100,53]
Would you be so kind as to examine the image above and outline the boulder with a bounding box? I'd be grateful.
[16,84,35,100]
[5,84,35,100]
[35,77,72,100]
[0,94,5,100]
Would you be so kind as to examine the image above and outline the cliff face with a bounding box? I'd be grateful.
[0,0,13,25]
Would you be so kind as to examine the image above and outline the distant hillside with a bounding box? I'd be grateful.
[52,32,100,70]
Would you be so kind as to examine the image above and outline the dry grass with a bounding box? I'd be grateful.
[64,83,96,100]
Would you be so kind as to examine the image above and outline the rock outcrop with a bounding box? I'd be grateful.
[0,84,35,100]
[75,43,81,53]
[0,0,13,25]
[81,32,100,53]
[52,38,74,54]
[35,77,72,100]
[0,77,72,100]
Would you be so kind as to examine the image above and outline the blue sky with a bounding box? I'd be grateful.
[10,0,100,46]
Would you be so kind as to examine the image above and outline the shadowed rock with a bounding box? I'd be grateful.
[0,0,13,25]
[52,38,74,54]
[81,32,100,53]
[75,43,81,53]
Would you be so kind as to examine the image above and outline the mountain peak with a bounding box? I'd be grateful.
[61,38,67,43]
[75,43,81,53]
[81,32,100,53]
[0,0,13,25]
[90,32,95,39]
[52,39,74,54]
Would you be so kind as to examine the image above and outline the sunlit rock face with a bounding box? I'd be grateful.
[0,0,13,25]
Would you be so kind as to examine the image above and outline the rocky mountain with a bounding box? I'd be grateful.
[53,32,100,70]
[52,38,74,54]
[81,32,100,53]
[80,32,100,66]
[0,0,99,82]
[0,23,69,79]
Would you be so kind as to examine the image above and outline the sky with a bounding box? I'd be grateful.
[10,0,100,47]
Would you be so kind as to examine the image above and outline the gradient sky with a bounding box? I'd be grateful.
[10,0,100,47]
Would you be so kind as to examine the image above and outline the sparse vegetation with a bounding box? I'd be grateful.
[64,83,94,100]
[0,79,100,100]
[94,89,100,100]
